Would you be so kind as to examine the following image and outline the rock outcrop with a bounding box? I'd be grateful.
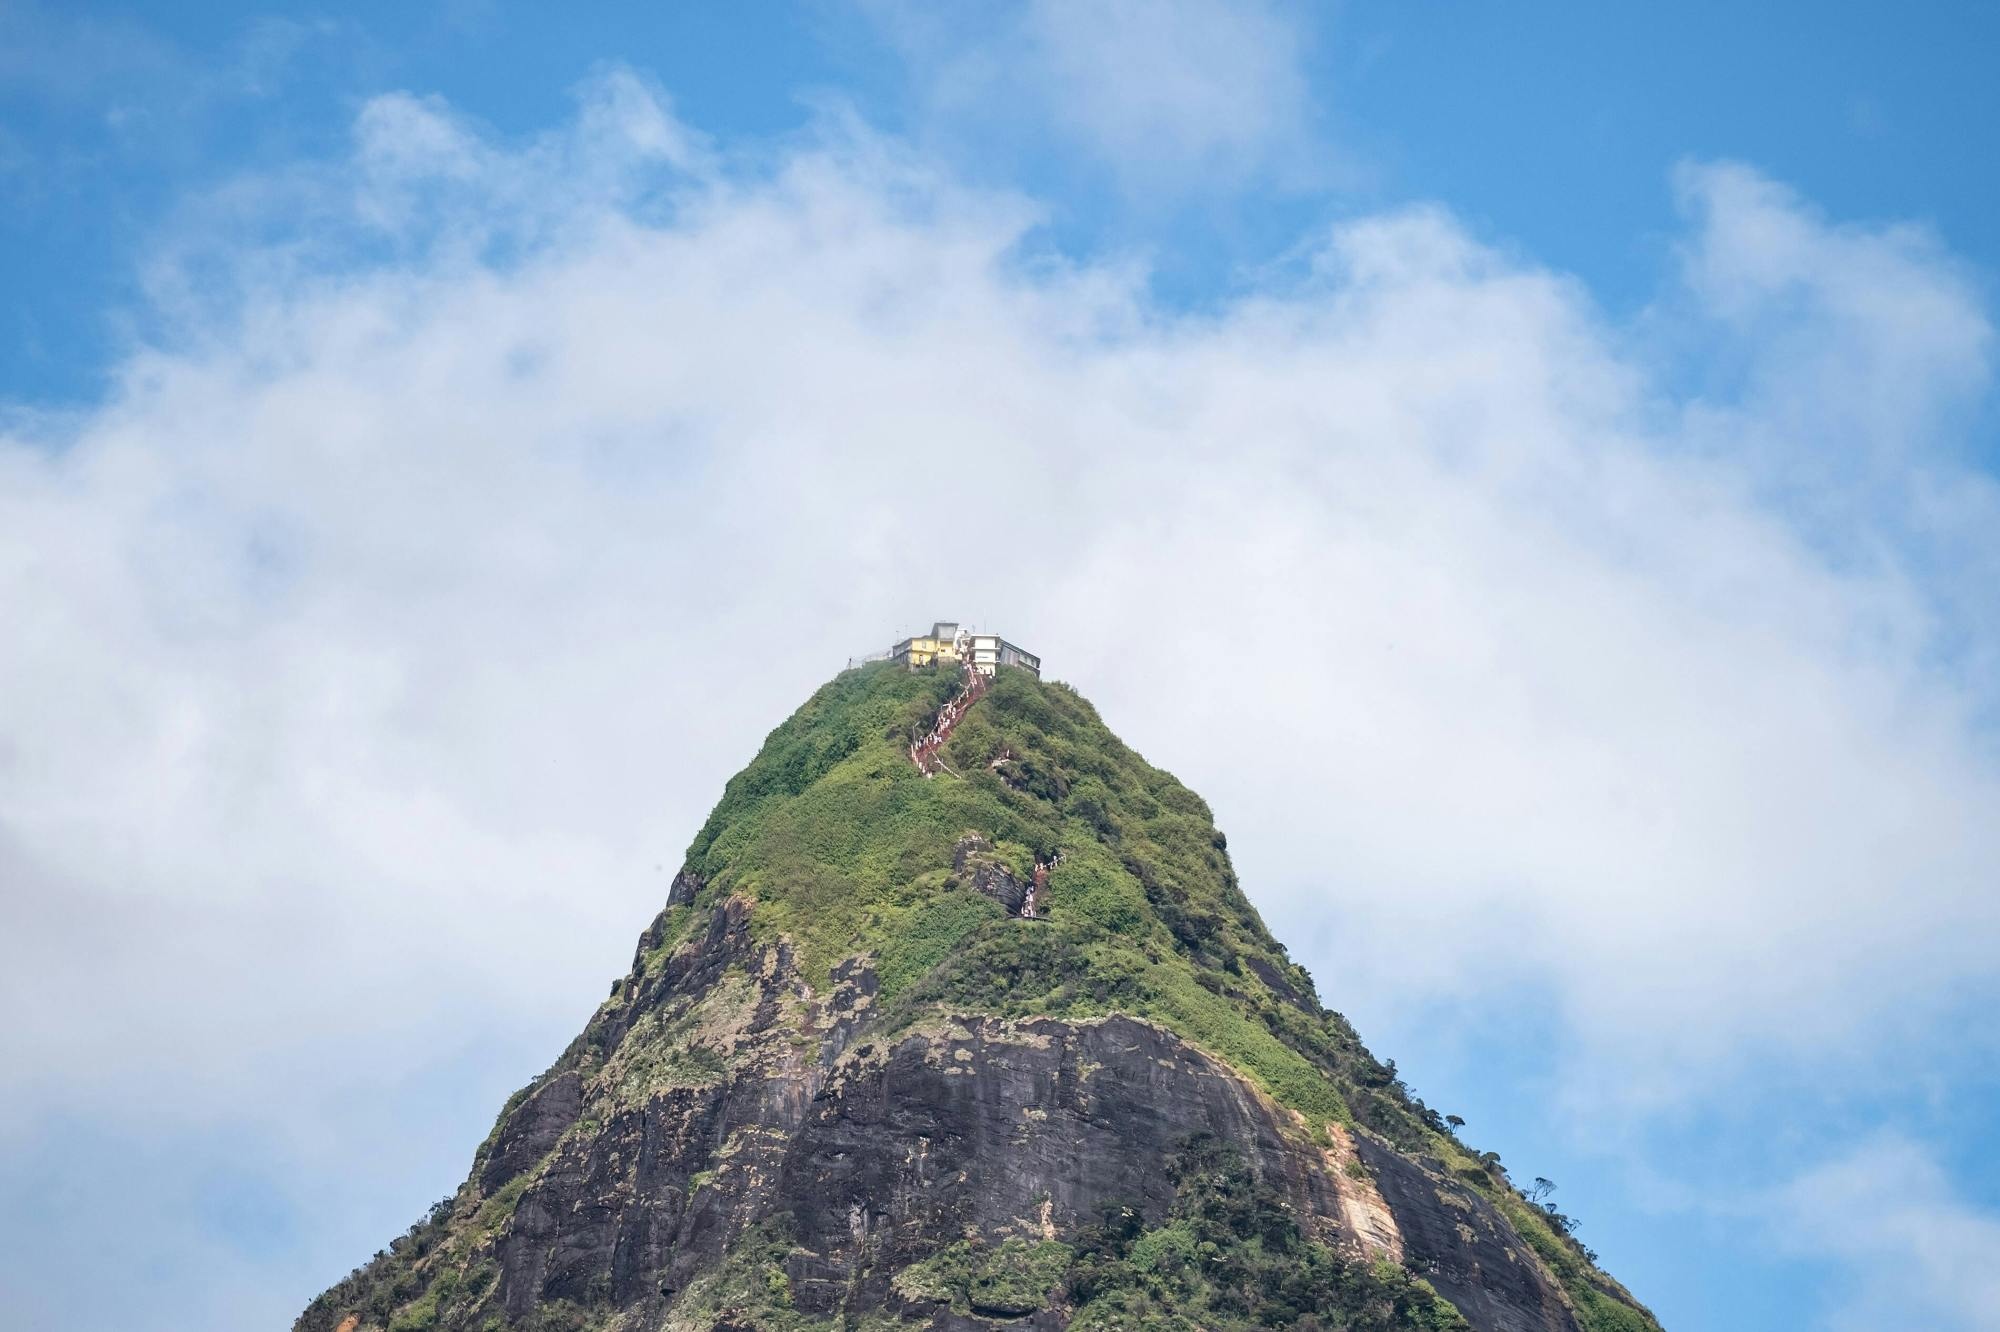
[953,835,1030,915]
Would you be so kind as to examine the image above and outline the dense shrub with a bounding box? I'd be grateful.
[1057,1135,1470,1331]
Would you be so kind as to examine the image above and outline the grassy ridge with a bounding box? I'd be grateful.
[682,662,1377,1131]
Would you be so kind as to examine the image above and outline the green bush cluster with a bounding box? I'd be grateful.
[893,1237,1074,1318]
[873,889,1006,1000]
[664,1219,912,1332]
[1062,1134,1468,1331]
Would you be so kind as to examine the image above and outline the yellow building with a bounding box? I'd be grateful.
[890,621,963,670]
[890,621,1040,678]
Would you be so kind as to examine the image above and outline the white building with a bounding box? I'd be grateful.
[961,632,1040,678]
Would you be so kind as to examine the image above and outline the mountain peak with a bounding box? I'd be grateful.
[300,660,1660,1332]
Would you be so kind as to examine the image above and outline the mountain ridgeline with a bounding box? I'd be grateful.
[300,662,1660,1332]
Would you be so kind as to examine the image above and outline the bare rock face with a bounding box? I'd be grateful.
[302,895,1596,1332]
[1352,1140,1573,1332]
[784,1016,1350,1310]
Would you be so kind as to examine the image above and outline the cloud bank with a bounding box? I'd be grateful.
[2,66,1997,1325]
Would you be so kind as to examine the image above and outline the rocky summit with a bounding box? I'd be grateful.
[299,661,1661,1332]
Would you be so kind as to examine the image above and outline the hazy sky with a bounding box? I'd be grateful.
[3,5,1998,1330]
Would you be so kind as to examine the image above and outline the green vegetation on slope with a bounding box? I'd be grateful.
[1059,1134,1469,1332]
[302,659,1659,1332]
[686,662,1413,1140]
[679,660,1654,1329]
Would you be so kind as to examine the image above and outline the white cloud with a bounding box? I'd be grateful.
[1022,0,1316,182]
[2,68,1998,1323]
[1673,160,1992,495]
[864,0,1326,192]
[1774,1135,2000,1332]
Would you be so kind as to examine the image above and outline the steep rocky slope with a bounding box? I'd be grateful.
[300,663,1660,1332]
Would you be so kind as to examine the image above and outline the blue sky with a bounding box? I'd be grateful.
[3,4,1999,1331]
[11,2,2000,406]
